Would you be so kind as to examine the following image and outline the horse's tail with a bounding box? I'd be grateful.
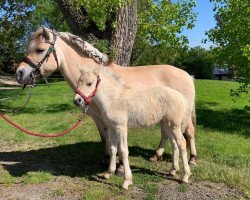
[191,103,196,128]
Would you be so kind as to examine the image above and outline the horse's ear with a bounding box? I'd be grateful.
[42,27,50,41]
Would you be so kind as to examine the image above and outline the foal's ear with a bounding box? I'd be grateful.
[77,64,86,74]
[93,66,101,75]
[42,27,50,41]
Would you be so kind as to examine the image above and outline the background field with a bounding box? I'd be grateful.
[0,80,249,199]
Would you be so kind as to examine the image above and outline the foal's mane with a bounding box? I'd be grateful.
[28,28,109,65]
[100,68,127,88]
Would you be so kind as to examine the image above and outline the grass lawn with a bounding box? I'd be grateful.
[0,80,249,199]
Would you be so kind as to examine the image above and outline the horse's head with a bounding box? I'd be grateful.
[16,27,61,85]
[74,65,101,108]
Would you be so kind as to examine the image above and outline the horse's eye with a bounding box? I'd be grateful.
[36,48,45,54]
[86,82,92,87]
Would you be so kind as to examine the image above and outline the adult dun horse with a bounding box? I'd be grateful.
[15,27,197,164]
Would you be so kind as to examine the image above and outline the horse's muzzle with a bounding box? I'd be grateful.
[15,67,34,85]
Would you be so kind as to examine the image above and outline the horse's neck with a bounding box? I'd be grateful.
[58,41,101,90]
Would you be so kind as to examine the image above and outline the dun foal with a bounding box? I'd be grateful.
[74,67,191,189]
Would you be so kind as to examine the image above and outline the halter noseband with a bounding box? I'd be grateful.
[75,76,101,106]
[22,30,60,76]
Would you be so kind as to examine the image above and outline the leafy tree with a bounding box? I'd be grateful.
[173,46,214,79]
[206,0,250,82]
[0,0,68,74]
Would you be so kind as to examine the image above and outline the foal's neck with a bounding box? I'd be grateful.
[94,72,125,109]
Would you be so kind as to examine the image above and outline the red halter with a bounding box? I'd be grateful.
[75,76,101,105]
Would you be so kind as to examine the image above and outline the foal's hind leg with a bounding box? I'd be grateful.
[186,118,197,165]
[150,125,168,162]
[172,127,191,183]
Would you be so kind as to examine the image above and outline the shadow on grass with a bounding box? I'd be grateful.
[197,105,249,137]
[0,142,171,180]
[0,103,75,114]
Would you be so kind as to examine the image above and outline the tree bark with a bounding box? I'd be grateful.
[110,0,138,66]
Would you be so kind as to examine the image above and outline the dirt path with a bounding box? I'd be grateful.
[0,177,245,200]
[0,75,20,86]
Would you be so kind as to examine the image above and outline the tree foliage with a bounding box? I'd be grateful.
[0,0,68,74]
[174,47,215,79]
[206,0,250,82]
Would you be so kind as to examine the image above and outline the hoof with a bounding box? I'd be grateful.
[149,154,162,162]
[189,155,197,165]
[181,174,190,183]
[169,170,177,176]
[116,164,125,176]
[122,179,133,190]
[102,172,112,179]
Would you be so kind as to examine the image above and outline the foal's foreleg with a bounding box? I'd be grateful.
[117,126,133,190]
[103,131,118,179]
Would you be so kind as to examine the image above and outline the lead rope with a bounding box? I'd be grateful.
[0,75,37,114]
[0,112,85,138]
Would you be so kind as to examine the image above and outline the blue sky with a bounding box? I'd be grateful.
[180,0,216,49]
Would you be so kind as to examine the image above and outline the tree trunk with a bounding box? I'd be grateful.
[110,0,138,66]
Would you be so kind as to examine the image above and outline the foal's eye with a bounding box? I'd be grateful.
[36,48,45,54]
[86,82,92,87]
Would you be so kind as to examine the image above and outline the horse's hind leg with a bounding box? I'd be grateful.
[186,118,197,165]
[150,124,168,162]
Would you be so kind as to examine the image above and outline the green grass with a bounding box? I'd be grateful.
[0,80,249,199]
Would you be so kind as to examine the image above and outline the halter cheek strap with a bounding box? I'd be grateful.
[75,76,101,106]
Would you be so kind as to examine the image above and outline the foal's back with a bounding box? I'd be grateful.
[108,86,186,128]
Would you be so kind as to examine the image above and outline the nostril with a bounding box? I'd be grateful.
[16,69,24,79]
[77,98,82,104]
[73,98,82,106]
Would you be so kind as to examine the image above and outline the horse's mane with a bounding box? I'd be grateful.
[28,28,109,65]
[58,32,109,65]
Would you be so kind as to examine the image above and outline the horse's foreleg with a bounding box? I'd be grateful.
[150,125,168,162]
[91,116,109,156]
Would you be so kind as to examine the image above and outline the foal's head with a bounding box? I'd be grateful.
[73,66,100,108]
